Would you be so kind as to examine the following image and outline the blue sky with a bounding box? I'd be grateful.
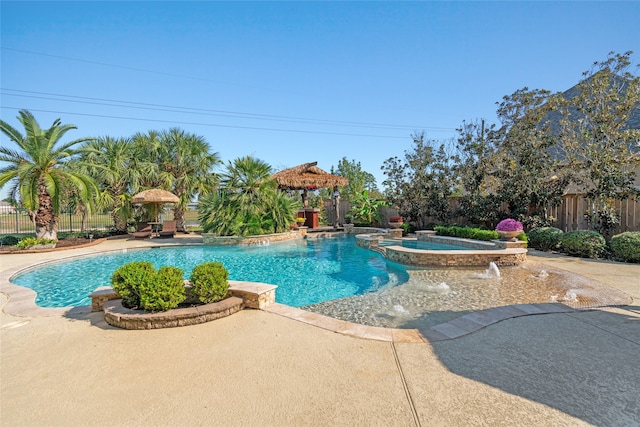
[1,1,639,200]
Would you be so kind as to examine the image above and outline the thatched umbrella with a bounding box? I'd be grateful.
[272,162,348,226]
[131,189,180,223]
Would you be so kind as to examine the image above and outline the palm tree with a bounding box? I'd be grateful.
[79,136,139,233]
[199,156,297,236]
[155,128,220,231]
[0,110,97,239]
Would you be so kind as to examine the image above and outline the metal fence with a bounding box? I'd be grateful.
[0,210,202,236]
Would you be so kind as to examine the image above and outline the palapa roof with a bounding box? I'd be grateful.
[131,189,180,204]
[271,162,349,190]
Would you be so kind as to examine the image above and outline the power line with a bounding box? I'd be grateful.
[1,88,455,132]
[1,106,417,139]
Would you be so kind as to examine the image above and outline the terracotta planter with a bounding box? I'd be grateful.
[388,222,403,229]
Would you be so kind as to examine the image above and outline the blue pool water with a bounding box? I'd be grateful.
[12,235,410,308]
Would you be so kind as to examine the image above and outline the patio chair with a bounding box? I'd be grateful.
[133,221,152,239]
[159,220,177,238]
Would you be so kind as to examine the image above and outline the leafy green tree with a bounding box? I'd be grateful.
[382,133,456,227]
[493,88,571,224]
[0,110,97,240]
[558,51,640,235]
[198,156,297,236]
[330,157,377,200]
[453,119,502,226]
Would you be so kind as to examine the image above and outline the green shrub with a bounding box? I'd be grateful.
[610,232,640,263]
[139,266,186,311]
[1,235,20,246]
[189,262,230,303]
[560,230,606,259]
[15,237,56,249]
[110,261,156,309]
[528,227,564,251]
[434,225,499,241]
[516,232,528,247]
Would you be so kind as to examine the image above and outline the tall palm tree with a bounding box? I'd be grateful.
[155,128,220,231]
[0,110,97,239]
[79,136,139,233]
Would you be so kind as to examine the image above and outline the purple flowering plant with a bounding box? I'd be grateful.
[496,218,524,232]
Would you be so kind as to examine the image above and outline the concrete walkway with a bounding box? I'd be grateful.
[1,237,639,426]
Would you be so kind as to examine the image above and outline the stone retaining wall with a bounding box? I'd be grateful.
[385,246,527,267]
[202,229,306,245]
[355,232,527,267]
[103,296,245,329]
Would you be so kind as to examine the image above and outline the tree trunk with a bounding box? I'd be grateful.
[173,206,186,232]
[35,182,58,240]
[112,211,128,234]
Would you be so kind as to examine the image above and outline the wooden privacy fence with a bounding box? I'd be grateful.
[324,195,640,233]
[546,195,639,233]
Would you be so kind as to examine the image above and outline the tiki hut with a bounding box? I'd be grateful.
[272,162,349,227]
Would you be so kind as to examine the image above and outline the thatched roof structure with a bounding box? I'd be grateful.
[131,189,180,204]
[271,162,348,190]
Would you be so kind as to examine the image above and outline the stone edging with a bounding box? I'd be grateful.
[202,229,306,245]
[103,296,245,329]
[0,237,108,254]
[355,233,527,266]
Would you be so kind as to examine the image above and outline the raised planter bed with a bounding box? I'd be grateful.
[103,296,245,330]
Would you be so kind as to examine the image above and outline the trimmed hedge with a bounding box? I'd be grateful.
[189,262,230,303]
[560,230,606,259]
[138,266,186,311]
[528,227,564,251]
[434,225,500,241]
[110,261,156,309]
[610,232,640,263]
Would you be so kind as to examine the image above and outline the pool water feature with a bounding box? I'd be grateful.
[304,261,631,328]
[11,235,409,308]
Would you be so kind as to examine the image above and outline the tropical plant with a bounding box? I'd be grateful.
[153,128,221,232]
[15,236,56,249]
[79,136,137,233]
[348,190,387,225]
[198,156,297,236]
[0,110,98,240]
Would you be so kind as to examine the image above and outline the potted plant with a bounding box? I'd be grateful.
[495,218,524,241]
[296,217,306,226]
[389,216,403,229]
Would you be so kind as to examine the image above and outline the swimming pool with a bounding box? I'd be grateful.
[11,235,410,308]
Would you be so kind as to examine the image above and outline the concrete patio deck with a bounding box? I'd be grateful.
[1,234,638,426]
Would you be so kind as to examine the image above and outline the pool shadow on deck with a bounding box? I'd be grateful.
[64,305,118,329]
[420,305,640,426]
